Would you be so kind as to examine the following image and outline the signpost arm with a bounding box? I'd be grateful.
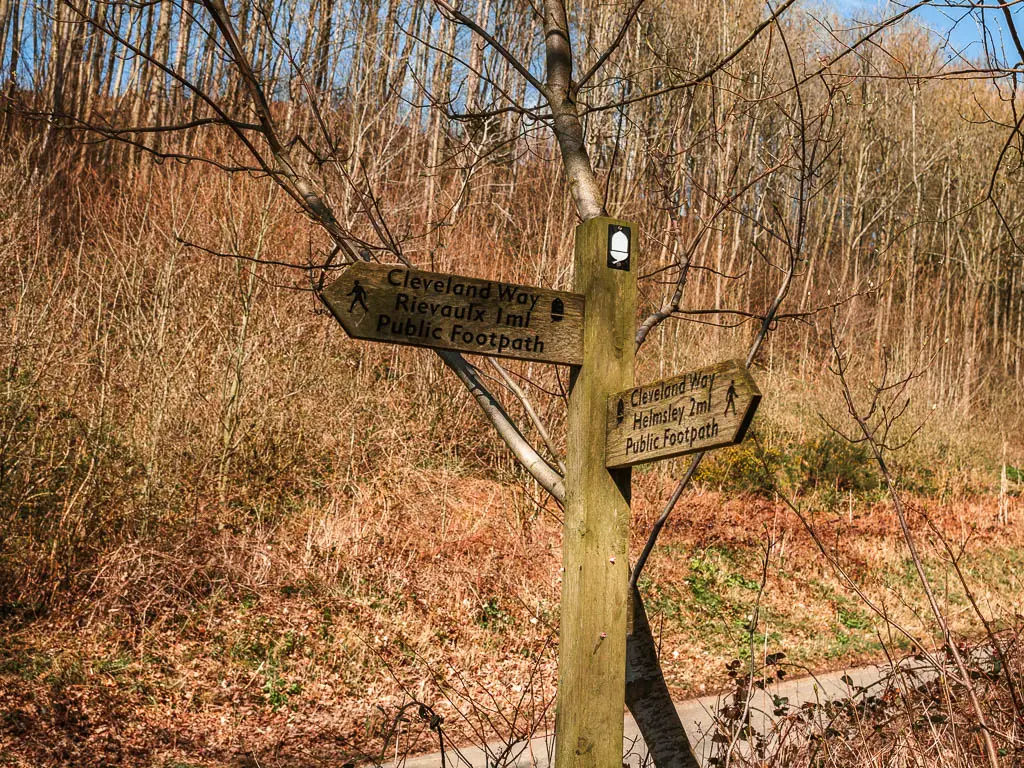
[555,217,636,768]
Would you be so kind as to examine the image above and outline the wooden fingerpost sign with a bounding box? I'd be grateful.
[606,359,761,469]
[321,262,585,365]
[555,219,636,768]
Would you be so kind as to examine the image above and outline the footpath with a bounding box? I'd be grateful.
[389,662,931,768]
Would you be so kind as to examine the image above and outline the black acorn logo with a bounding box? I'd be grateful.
[551,298,564,322]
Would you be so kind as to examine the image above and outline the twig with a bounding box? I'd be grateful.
[488,359,566,474]
[827,323,1001,768]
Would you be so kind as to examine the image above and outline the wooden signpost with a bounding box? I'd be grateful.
[321,262,585,365]
[320,229,762,768]
[555,218,636,768]
[605,359,761,469]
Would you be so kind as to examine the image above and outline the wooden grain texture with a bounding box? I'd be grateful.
[555,218,636,768]
[605,359,761,469]
[321,262,585,365]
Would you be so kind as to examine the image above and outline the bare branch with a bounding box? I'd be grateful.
[583,0,801,114]
[439,352,566,502]
[576,0,646,89]
[631,4,813,587]
[827,324,1001,768]
[432,0,548,97]
[489,359,566,475]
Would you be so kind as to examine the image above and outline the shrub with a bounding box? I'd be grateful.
[795,432,877,494]
[696,419,878,499]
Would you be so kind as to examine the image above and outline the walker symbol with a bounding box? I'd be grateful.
[348,280,368,313]
[724,380,737,416]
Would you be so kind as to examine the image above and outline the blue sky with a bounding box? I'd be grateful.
[827,0,1024,65]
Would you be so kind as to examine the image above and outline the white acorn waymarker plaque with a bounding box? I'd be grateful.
[607,225,631,271]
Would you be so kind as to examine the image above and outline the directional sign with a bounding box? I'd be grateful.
[605,358,761,469]
[321,262,585,365]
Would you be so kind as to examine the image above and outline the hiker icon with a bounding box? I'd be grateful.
[724,380,737,416]
[348,280,368,313]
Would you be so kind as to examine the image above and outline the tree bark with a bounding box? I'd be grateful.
[542,0,605,221]
[311,0,334,93]
[0,0,12,80]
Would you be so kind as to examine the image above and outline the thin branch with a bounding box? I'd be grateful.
[828,325,1001,768]
[576,0,646,88]
[635,159,787,350]
[439,352,566,503]
[433,0,548,97]
[489,359,566,475]
[631,4,811,588]
[582,0,800,114]
[176,236,347,271]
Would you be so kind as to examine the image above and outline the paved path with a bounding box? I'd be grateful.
[388,662,932,768]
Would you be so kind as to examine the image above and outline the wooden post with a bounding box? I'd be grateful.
[555,217,636,768]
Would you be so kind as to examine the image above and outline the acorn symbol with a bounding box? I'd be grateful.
[551,297,564,322]
[608,225,631,270]
[610,231,629,263]
[616,398,625,424]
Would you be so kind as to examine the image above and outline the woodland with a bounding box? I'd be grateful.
[1,0,1024,765]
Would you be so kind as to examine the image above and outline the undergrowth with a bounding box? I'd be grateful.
[1,132,1022,767]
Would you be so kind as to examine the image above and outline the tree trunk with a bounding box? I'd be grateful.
[0,0,12,78]
[147,0,173,148]
[172,0,194,117]
[464,0,491,114]
[311,0,335,93]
